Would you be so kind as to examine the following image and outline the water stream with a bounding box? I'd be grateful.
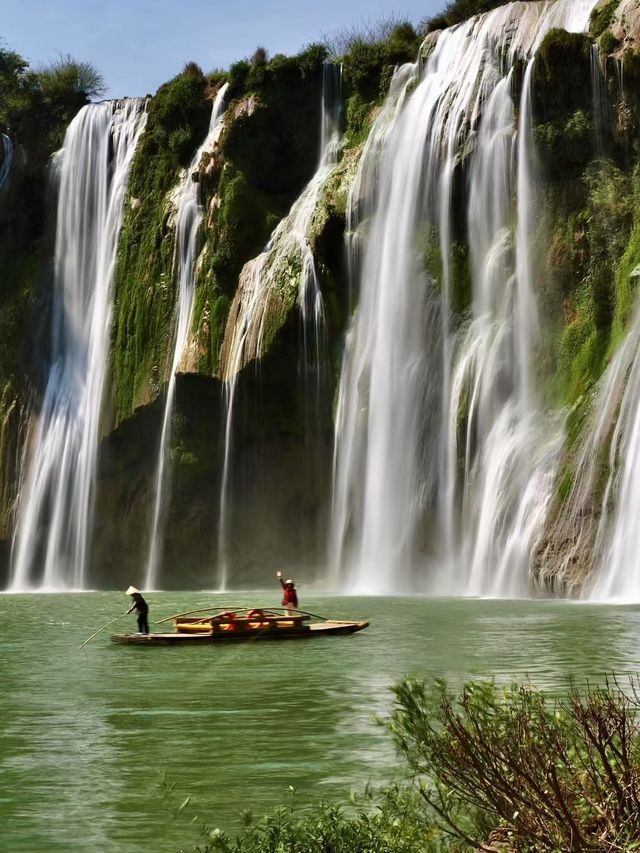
[9,99,147,591]
[0,132,13,191]
[144,84,229,591]
[330,0,596,595]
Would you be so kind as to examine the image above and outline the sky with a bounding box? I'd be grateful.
[3,0,443,98]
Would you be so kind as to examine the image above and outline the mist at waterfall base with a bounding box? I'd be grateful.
[10,0,640,599]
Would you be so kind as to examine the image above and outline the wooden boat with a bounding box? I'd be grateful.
[111,606,369,645]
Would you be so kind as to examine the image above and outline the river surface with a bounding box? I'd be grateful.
[1,593,640,852]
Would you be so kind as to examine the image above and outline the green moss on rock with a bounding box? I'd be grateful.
[533,30,593,125]
[599,29,620,55]
[111,67,213,423]
[590,0,618,38]
[549,161,636,406]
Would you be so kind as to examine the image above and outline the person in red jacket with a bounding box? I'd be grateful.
[276,570,298,616]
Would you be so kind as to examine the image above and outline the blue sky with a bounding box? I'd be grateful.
[3,0,443,98]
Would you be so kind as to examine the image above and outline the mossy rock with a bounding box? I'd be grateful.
[111,66,215,424]
[534,110,594,179]
[205,164,275,295]
[533,30,593,124]
[599,29,620,55]
[222,46,327,198]
[590,0,618,38]
[112,186,178,422]
[421,225,471,316]
[0,243,51,389]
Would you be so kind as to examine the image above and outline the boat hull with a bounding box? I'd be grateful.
[110,620,369,645]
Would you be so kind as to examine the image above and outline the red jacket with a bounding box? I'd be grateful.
[281,582,298,607]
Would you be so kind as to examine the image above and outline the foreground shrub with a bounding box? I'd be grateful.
[391,677,640,851]
[182,677,640,851]
[184,786,443,853]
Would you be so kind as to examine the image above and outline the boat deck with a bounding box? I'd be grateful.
[111,619,369,645]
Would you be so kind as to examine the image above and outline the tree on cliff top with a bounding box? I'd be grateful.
[36,53,106,103]
[0,44,105,155]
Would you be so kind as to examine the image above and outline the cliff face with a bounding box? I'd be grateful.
[525,20,640,590]
[5,5,640,591]
[80,36,422,588]
[0,32,415,586]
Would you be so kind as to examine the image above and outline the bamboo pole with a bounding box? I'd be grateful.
[79,611,129,649]
[155,606,249,625]
[156,605,328,625]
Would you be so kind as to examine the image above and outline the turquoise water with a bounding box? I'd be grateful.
[2,593,640,851]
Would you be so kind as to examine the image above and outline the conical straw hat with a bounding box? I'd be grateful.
[126,585,140,595]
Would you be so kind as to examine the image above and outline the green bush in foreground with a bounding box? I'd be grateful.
[185,787,441,853]
[183,677,640,852]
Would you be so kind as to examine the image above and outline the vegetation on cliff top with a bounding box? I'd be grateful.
[0,44,105,162]
[0,43,105,393]
[423,0,537,32]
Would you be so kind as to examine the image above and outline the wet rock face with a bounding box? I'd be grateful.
[91,341,335,589]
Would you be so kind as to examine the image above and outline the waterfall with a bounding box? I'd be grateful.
[330,0,596,595]
[0,133,13,191]
[9,99,147,591]
[591,43,607,153]
[144,83,229,591]
[216,63,342,589]
[593,311,640,599]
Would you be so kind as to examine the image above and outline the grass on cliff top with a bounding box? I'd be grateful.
[181,676,640,852]
[224,24,420,150]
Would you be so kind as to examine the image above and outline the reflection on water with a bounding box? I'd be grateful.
[1,593,639,851]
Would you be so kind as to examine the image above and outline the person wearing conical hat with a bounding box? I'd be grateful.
[126,586,149,634]
[276,571,298,617]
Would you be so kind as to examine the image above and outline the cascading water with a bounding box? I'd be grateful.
[10,99,147,591]
[591,43,607,153]
[216,63,342,589]
[330,0,596,595]
[592,310,640,599]
[144,83,229,591]
[0,133,13,191]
